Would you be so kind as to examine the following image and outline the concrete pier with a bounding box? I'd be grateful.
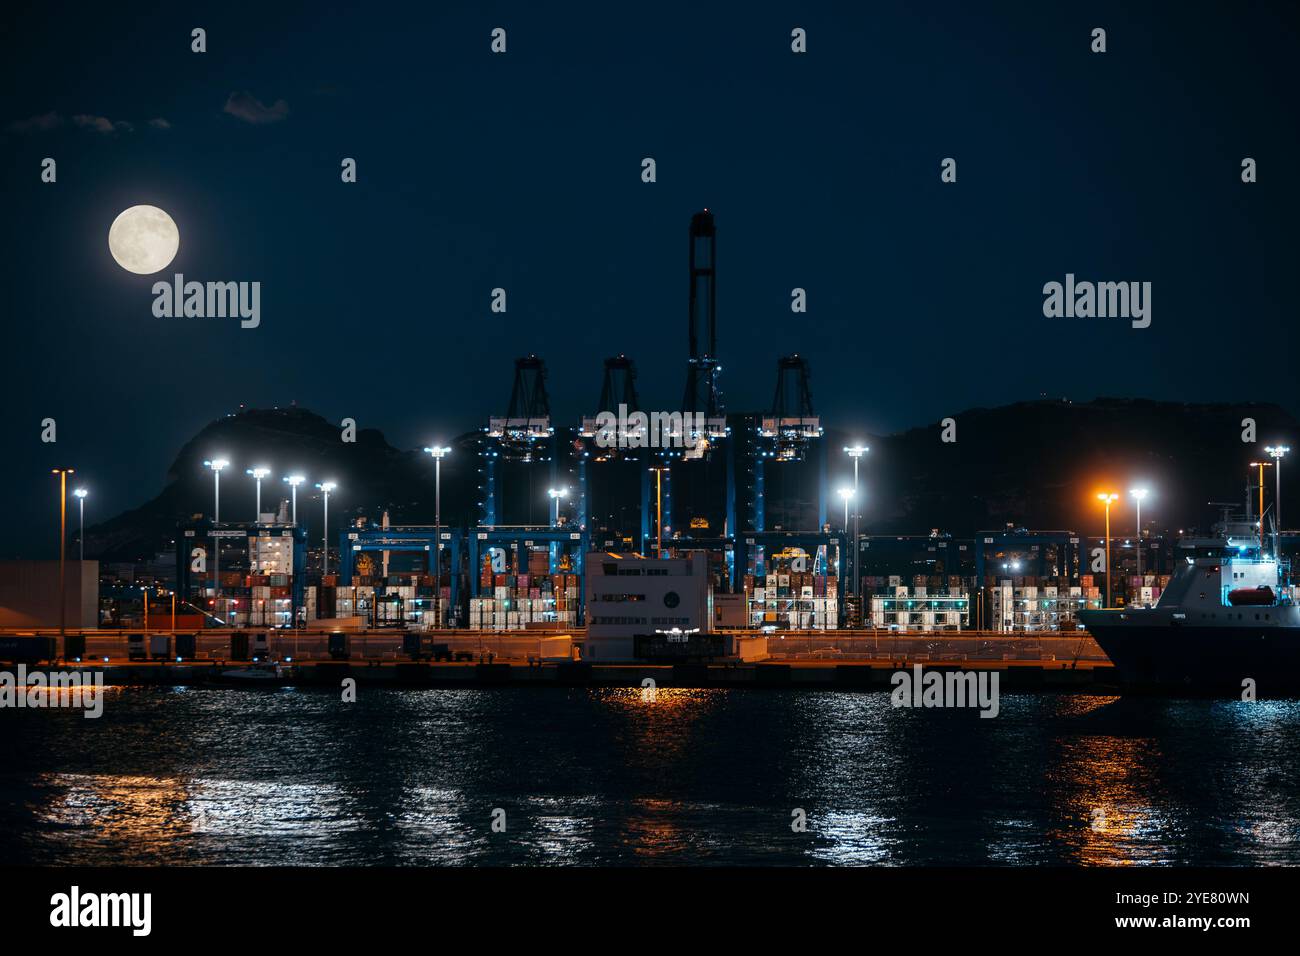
[0,626,1115,690]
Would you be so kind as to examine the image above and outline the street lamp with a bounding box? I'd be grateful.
[316,482,337,577]
[424,446,451,626]
[837,487,855,586]
[283,474,306,525]
[837,487,854,532]
[1129,487,1149,578]
[73,487,88,562]
[51,468,75,640]
[246,466,271,523]
[649,465,670,558]
[548,487,569,526]
[1249,461,1273,554]
[203,458,230,521]
[844,445,868,598]
[1097,492,1119,608]
[1267,445,1289,558]
[204,459,230,621]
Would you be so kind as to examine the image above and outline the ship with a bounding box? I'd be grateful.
[1080,511,1300,695]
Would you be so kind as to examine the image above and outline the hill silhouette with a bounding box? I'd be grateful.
[859,398,1297,537]
[86,399,1300,560]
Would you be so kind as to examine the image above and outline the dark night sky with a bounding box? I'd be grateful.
[2,1,1297,557]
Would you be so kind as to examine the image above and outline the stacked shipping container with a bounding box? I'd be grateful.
[742,571,839,629]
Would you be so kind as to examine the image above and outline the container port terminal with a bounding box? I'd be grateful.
[4,211,1295,679]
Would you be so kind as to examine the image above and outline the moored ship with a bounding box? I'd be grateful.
[1081,514,1300,695]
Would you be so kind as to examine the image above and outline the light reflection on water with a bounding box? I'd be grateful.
[3,687,1299,866]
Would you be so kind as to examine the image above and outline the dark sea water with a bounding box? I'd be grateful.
[2,686,1298,866]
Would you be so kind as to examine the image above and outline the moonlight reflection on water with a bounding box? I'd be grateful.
[2,687,1297,866]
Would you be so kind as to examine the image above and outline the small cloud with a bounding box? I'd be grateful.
[72,114,112,133]
[72,114,133,134]
[9,111,152,135]
[148,117,171,129]
[7,111,65,133]
[223,91,289,125]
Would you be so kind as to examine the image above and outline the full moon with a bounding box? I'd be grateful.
[108,205,180,274]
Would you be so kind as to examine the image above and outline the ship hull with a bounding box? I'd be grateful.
[1084,621,1300,695]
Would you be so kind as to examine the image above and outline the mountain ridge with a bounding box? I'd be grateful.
[85,398,1300,560]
